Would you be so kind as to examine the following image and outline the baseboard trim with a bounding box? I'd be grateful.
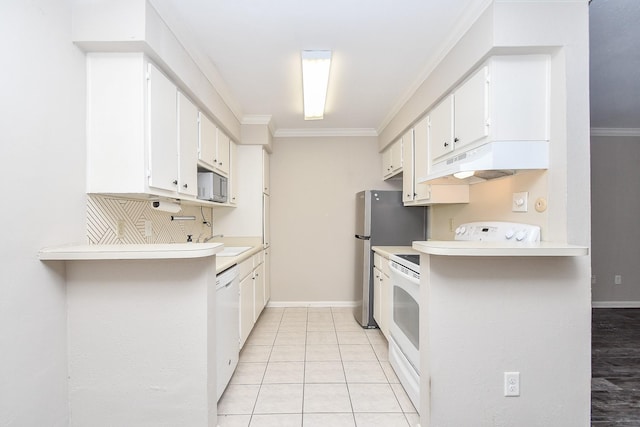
[266,301,358,308]
[592,301,640,308]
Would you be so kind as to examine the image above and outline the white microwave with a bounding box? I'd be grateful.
[197,172,228,203]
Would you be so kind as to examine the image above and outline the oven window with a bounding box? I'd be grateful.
[393,286,419,349]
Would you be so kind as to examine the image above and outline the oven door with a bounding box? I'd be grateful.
[389,266,420,371]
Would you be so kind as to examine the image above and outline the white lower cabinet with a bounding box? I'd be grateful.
[253,252,265,322]
[238,250,268,349]
[239,267,254,349]
[373,253,391,339]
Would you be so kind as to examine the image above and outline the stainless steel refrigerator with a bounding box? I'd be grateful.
[353,190,427,327]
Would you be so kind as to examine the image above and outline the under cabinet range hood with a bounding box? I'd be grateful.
[419,140,549,184]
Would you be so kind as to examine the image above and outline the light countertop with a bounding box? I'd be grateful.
[413,240,589,257]
[215,245,263,273]
[38,243,224,260]
[371,246,419,258]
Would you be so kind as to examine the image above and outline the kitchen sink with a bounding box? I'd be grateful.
[216,246,252,257]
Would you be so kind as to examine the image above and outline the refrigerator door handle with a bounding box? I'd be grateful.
[355,234,371,240]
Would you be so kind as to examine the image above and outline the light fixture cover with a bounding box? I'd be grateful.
[301,50,332,120]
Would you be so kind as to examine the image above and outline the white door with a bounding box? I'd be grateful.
[454,66,489,150]
[413,116,431,202]
[199,112,217,170]
[147,63,178,192]
[428,95,454,162]
[401,129,414,203]
[177,92,198,197]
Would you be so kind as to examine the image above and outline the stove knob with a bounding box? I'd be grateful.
[515,230,527,241]
[505,229,515,240]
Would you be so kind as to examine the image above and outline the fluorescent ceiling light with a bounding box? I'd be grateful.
[301,50,332,120]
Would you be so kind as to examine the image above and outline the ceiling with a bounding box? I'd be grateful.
[147,1,636,136]
[148,0,491,136]
[589,0,640,130]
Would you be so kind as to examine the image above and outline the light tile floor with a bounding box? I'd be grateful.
[217,307,419,427]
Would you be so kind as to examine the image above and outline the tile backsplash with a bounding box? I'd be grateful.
[87,195,213,244]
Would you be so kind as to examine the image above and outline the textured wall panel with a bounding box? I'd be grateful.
[87,195,214,244]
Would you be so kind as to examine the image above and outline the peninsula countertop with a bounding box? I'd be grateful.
[412,240,589,257]
[38,242,224,260]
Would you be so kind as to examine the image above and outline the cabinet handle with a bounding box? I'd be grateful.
[443,142,449,147]
[183,183,188,188]
[454,137,460,143]
[172,180,178,185]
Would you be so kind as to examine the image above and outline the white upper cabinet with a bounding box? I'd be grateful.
[402,116,469,206]
[428,55,549,168]
[86,53,201,199]
[177,92,198,197]
[427,95,454,162]
[147,63,179,193]
[198,113,217,170]
[229,140,238,205]
[453,65,490,151]
[401,129,415,203]
[215,129,231,176]
[263,151,270,195]
[382,138,403,179]
[198,114,230,177]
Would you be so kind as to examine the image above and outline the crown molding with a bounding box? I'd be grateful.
[273,128,379,138]
[591,127,640,137]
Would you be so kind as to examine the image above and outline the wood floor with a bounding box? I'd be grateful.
[591,308,640,426]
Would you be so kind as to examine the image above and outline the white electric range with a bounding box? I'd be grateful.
[387,221,541,413]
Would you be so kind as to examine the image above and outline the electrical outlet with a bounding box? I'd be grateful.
[144,220,153,238]
[504,372,520,397]
[116,220,125,239]
[449,218,455,232]
[512,192,528,212]
[591,275,596,285]
[615,275,622,285]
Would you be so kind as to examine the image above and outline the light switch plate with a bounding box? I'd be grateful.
[512,192,528,212]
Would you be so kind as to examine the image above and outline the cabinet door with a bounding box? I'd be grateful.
[373,267,382,325]
[264,249,270,305]
[263,150,270,195]
[198,113,216,169]
[454,66,489,150]
[215,129,230,176]
[253,269,265,322]
[147,63,178,192]
[177,92,198,197]
[380,272,390,339]
[263,194,271,248]
[413,116,431,202]
[402,129,415,203]
[239,274,254,348]
[229,140,238,204]
[391,139,403,173]
[428,95,454,162]
[382,146,393,178]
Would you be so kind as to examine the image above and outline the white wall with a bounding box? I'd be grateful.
[591,135,640,305]
[0,1,87,426]
[269,136,399,304]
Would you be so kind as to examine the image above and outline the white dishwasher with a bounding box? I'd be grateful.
[216,265,239,401]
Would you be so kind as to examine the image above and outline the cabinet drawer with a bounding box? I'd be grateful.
[380,258,391,277]
[238,258,253,280]
[253,251,264,267]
